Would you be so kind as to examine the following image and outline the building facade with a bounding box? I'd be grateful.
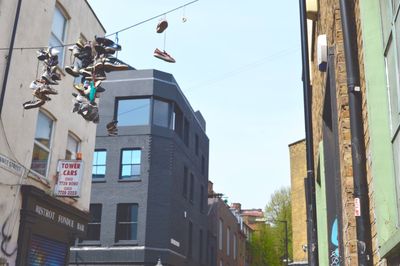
[300,0,400,265]
[288,139,308,265]
[207,183,249,266]
[70,69,210,266]
[0,1,105,265]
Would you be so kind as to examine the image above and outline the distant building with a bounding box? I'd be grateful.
[70,69,210,266]
[0,1,104,265]
[288,139,308,265]
[207,182,251,266]
[239,208,265,231]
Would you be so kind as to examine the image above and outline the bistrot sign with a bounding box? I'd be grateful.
[54,160,84,197]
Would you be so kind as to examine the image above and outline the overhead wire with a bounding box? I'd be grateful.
[0,0,200,51]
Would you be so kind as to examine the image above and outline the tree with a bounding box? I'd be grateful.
[249,186,292,266]
[265,186,292,264]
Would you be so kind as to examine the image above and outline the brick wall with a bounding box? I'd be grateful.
[289,140,308,263]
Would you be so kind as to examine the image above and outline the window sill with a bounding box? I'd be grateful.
[92,178,106,183]
[78,240,101,246]
[28,170,50,188]
[114,240,138,246]
[118,178,141,182]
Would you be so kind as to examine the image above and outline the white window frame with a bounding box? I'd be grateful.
[49,4,68,67]
[66,132,80,160]
[31,110,55,178]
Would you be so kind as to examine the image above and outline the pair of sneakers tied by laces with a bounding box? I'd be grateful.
[153,19,176,63]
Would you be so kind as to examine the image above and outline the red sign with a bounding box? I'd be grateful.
[54,160,84,197]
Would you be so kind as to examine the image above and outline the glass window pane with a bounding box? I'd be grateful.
[131,150,141,164]
[31,144,49,176]
[386,39,400,135]
[51,7,66,41]
[87,224,100,240]
[117,224,137,240]
[90,204,102,222]
[117,99,150,126]
[122,150,132,164]
[131,165,140,176]
[121,165,131,177]
[35,112,53,148]
[97,151,106,165]
[66,134,79,160]
[153,100,170,127]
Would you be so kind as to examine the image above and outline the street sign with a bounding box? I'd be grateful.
[54,160,84,197]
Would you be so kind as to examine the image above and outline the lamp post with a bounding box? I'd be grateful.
[155,258,163,266]
[277,220,288,266]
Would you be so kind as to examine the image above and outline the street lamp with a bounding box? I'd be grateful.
[277,220,289,266]
[155,258,163,266]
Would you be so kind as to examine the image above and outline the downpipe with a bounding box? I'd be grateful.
[298,0,319,264]
[339,0,373,265]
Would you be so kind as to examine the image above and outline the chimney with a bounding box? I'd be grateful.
[208,181,214,195]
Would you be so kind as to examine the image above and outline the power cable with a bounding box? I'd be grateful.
[0,0,200,51]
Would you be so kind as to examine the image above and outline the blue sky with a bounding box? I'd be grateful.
[88,0,305,209]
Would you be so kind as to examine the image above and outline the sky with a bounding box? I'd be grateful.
[87,0,305,210]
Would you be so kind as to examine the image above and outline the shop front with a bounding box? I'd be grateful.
[16,185,89,265]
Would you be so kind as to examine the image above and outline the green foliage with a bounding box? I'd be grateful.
[249,186,292,266]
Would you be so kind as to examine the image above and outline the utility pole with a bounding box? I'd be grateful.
[278,220,289,266]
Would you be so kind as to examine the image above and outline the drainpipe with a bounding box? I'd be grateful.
[0,0,23,116]
[339,1,373,265]
[298,0,319,265]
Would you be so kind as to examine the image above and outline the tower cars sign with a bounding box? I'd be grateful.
[54,160,84,197]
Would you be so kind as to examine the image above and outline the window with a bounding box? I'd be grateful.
[117,98,151,126]
[200,185,205,212]
[188,221,193,258]
[380,0,400,213]
[65,133,79,160]
[86,204,102,241]
[31,111,54,177]
[153,99,171,128]
[227,227,230,256]
[184,118,190,146]
[115,204,138,241]
[173,105,183,137]
[233,234,237,260]
[92,150,106,179]
[120,149,141,179]
[183,166,188,198]
[201,155,206,176]
[195,134,199,156]
[190,173,195,203]
[49,5,67,66]
[219,219,223,250]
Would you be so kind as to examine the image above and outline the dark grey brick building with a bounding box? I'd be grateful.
[70,69,209,266]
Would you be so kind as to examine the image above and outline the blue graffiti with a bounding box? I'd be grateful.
[330,218,340,265]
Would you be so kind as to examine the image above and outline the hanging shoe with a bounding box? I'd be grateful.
[41,71,59,85]
[68,45,81,57]
[30,80,44,90]
[36,49,49,61]
[33,89,52,101]
[65,64,80,77]
[41,85,58,95]
[23,99,46,110]
[103,57,129,72]
[156,19,168,33]
[153,48,176,63]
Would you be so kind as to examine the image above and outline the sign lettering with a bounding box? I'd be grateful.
[54,160,84,197]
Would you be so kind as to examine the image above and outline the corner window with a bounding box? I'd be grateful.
[117,98,150,126]
[92,150,106,179]
[49,5,67,66]
[65,133,80,160]
[153,99,171,128]
[86,204,102,241]
[31,111,54,177]
[173,105,183,137]
[115,203,138,241]
[120,149,141,179]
